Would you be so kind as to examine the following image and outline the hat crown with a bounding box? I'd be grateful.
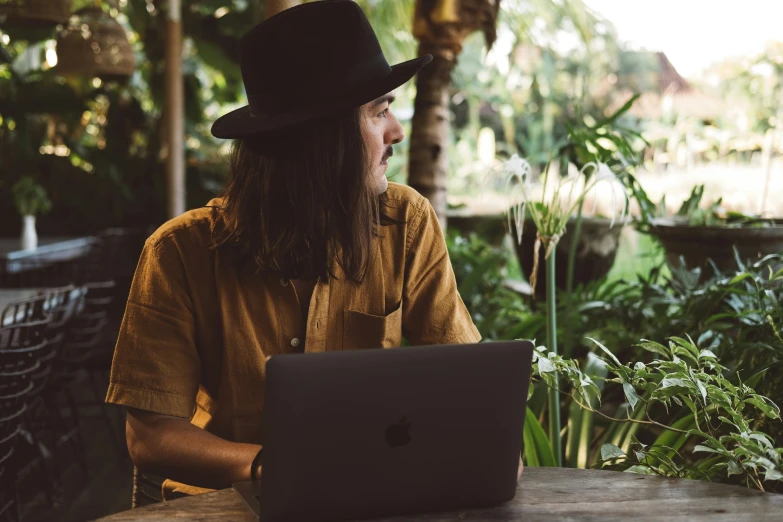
[239,0,388,116]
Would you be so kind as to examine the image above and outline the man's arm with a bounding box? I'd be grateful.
[126,408,262,490]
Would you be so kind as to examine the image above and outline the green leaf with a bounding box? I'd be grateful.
[693,445,721,454]
[727,460,744,476]
[600,443,626,461]
[594,93,641,128]
[729,272,753,285]
[622,381,640,411]
[635,340,670,359]
[706,386,734,410]
[586,337,621,366]
[765,469,783,482]
[624,465,655,475]
[748,433,773,449]
[537,355,556,373]
[523,407,557,468]
[695,378,708,405]
[743,397,781,420]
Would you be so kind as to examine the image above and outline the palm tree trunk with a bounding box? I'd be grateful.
[407,43,457,230]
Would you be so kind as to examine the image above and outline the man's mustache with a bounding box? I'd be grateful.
[383,147,393,161]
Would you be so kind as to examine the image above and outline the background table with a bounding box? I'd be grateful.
[0,237,93,276]
[97,467,783,521]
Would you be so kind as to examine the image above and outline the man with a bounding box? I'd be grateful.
[106,0,490,500]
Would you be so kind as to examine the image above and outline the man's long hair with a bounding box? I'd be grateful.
[212,106,403,283]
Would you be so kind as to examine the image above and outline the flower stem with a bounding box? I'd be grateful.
[546,246,562,466]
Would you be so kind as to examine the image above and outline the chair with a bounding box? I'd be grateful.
[131,467,165,508]
[0,294,46,329]
[0,315,53,520]
[49,282,121,455]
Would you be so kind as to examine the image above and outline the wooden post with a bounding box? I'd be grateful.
[165,0,185,218]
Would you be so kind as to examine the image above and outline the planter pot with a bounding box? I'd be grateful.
[510,216,626,297]
[21,215,38,251]
[445,210,508,247]
[648,217,783,275]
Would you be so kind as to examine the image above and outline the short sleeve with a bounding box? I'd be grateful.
[105,237,200,419]
[402,198,482,346]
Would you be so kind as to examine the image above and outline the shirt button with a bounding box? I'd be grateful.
[280,279,289,286]
[290,337,300,347]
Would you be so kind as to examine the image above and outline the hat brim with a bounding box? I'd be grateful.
[210,55,433,140]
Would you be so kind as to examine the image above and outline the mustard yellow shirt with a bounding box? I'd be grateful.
[106,182,481,496]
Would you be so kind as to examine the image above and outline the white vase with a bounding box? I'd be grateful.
[21,214,38,251]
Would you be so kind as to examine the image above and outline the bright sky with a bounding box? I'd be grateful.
[583,0,783,78]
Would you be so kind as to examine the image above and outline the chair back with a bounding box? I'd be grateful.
[0,293,47,328]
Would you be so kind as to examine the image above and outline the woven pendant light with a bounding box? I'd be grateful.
[0,0,73,28]
[55,6,135,81]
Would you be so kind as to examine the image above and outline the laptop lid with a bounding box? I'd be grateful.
[237,340,534,522]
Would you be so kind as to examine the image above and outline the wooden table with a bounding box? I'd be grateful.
[97,467,783,521]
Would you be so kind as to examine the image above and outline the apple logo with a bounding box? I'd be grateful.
[385,416,412,448]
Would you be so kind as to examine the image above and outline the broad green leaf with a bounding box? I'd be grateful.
[693,445,720,454]
[600,443,626,461]
[706,386,734,410]
[622,381,640,411]
[727,460,743,476]
[635,340,669,359]
[660,377,692,389]
[765,469,783,482]
[743,397,781,420]
[748,433,773,449]
[523,407,557,468]
[670,336,698,357]
[537,356,555,373]
[624,465,655,475]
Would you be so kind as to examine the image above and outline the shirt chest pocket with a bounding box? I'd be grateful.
[342,302,402,350]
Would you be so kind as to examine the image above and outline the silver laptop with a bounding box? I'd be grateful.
[233,340,534,522]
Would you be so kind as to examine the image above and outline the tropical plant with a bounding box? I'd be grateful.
[447,223,783,487]
[526,335,782,492]
[446,230,539,341]
[486,153,628,465]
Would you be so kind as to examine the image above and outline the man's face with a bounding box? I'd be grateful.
[360,92,404,195]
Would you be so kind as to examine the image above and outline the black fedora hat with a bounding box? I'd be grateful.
[211,0,432,139]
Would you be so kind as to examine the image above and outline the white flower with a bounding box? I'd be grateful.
[580,161,629,228]
[481,155,630,247]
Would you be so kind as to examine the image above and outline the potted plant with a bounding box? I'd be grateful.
[492,153,628,465]
[632,182,783,276]
[510,95,644,295]
[12,176,52,251]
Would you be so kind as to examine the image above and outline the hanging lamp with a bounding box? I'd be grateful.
[55,6,135,82]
